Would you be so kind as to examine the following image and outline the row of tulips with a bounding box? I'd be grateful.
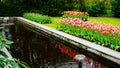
[58,18,120,51]
[62,11,89,21]
[62,11,89,16]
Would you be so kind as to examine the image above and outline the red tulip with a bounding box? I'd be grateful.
[102,31,109,34]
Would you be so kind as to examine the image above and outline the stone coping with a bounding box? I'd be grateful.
[17,17,120,66]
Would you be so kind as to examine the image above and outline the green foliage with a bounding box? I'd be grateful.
[0,0,118,17]
[0,58,29,68]
[0,0,26,16]
[23,13,52,24]
[111,0,120,17]
[86,1,106,16]
[0,50,9,58]
[0,34,13,49]
[0,0,78,16]
[0,33,30,68]
[79,0,85,11]
[80,15,89,21]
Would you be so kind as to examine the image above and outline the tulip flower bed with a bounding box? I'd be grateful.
[58,18,120,51]
[62,11,89,21]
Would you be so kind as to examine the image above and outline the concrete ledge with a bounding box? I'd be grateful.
[17,17,120,67]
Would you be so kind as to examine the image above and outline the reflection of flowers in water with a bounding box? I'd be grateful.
[54,44,108,68]
[54,44,78,58]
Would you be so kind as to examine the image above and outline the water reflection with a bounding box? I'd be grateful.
[4,21,108,68]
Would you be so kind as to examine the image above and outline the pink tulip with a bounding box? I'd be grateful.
[112,26,119,34]
[102,24,111,31]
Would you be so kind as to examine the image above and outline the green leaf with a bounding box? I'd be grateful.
[0,43,6,49]
[12,62,19,68]
[20,61,30,68]
[5,45,10,49]
[102,43,105,46]
[0,58,5,67]
[0,51,8,58]
[115,46,120,51]
[5,40,13,45]
[110,44,114,49]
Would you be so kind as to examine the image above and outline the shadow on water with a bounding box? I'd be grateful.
[1,20,108,68]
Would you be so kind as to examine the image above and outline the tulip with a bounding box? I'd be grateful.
[60,18,120,51]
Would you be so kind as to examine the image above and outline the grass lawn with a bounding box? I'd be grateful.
[44,17,61,29]
[44,17,120,29]
[89,17,120,26]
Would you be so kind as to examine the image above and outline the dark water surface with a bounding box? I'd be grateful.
[4,21,108,68]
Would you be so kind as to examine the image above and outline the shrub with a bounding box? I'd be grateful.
[86,1,106,16]
[23,13,52,24]
[62,11,89,21]
[111,0,120,17]
[58,18,120,51]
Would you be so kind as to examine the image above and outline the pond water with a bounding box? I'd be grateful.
[1,20,109,68]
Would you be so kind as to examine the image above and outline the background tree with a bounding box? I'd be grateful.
[111,0,120,17]
[0,0,75,16]
[0,0,119,17]
[79,0,85,11]
[85,0,106,16]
